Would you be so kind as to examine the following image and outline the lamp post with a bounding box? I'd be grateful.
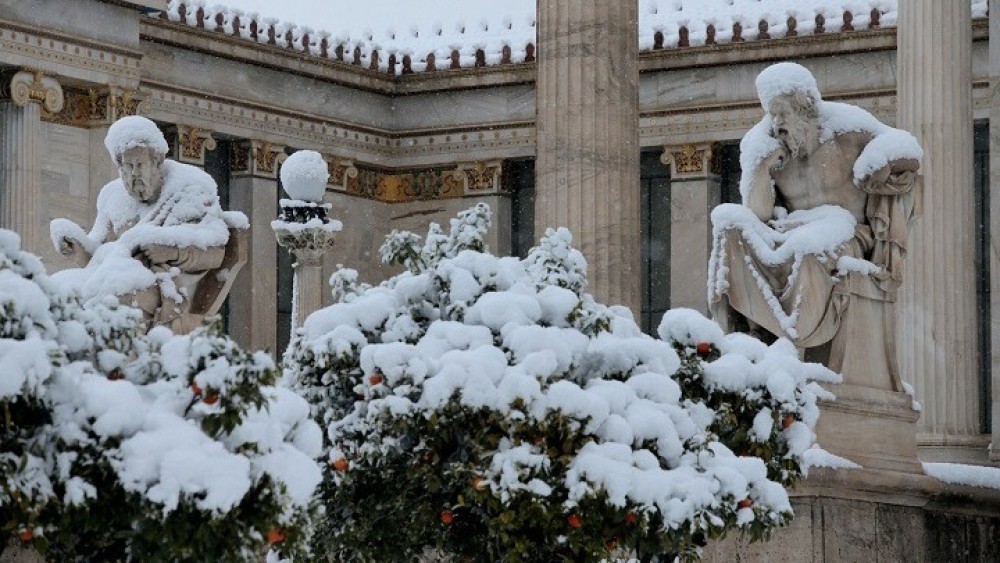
[272,150,341,330]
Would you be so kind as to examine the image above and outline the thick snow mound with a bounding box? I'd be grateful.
[104,115,169,160]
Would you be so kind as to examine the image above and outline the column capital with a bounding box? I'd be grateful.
[661,142,722,181]
[0,70,64,113]
[453,160,503,194]
[323,155,359,192]
[231,140,287,179]
[174,125,217,166]
[273,226,336,266]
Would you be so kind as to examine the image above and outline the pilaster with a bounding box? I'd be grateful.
[661,143,721,315]
[0,70,63,255]
[534,0,640,313]
[227,140,285,354]
[897,0,983,461]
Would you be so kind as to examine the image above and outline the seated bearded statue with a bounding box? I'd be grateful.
[708,63,922,390]
[50,116,247,334]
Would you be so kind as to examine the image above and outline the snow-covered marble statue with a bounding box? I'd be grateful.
[708,62,922,390]
[49,116,248,334]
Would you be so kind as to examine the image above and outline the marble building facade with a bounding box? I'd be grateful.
[1,1,1000,557]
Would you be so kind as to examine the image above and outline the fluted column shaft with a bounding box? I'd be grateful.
[897,1,979,443]
[0,100,42,253]
[535,0,640,312]
[989,0,1000,461]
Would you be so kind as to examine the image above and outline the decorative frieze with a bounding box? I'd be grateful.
[0,21,142,86]
[39,86,144,127]
[1,70,64,113]
[230,140,286,178]
[327,160,501,203]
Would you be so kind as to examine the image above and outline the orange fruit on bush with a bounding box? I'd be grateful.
[696,342,711,357]
[369,373,384,385]
[18,528,33,542]
[566,514,582,529]
[782,414,795,429]
[190,382,203,396]
[267,528,286,545]
[738,498,753,509]
[624,512,638,525]
[440,511,454,525]
[332,457,349,472]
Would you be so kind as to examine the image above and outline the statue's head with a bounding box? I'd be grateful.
[755,62,823,158]
[104,116,169,203]
[768,91,819,158]
[119,145,165,203]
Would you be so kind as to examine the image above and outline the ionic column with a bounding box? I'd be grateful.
[228,140,284,354]
[897,1,981,457]
[0,71,63,254]
[534,0,640,313]
[662,143,721,315]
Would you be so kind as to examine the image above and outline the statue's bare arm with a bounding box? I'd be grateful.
[745,149,786,221]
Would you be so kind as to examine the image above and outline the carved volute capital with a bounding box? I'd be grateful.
[661,142,721,180]
[231,140,287,178]
[1,70,64,113]
[175,125,217,166]
[324,156,359,192]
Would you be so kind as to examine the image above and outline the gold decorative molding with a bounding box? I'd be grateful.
[661,142,721,180]
[109,87,144,120]
[325,156,359,192]
[231,140,287,179]
[454,161,503,193]
[1,70,63,113]
[175,125,217,165]
[42,87,107,126]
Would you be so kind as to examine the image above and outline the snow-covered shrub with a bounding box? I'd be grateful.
[0,230,322,561]
[285,204,840,561]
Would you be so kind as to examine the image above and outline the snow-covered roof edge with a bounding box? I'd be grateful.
[159,1,988,77]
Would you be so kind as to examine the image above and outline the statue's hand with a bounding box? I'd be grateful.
[57,235,82,256]
[764,146,788,171]
[136,244,180,267]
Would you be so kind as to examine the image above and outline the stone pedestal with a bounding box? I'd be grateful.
[897,0,983,460]
[0,71,64,255]
[534,0,640,313]
[814,385,923,475]
[662,143,721,314]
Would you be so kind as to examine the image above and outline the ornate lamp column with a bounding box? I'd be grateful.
[0,70,63,254]
[272,150,341,330]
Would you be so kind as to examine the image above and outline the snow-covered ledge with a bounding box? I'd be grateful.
[272,150,341,331]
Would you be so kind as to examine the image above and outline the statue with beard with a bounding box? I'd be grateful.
[51,116,246,334]
[709,63,921,390]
